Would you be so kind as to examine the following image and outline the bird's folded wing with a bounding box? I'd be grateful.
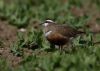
[55,25,77,37]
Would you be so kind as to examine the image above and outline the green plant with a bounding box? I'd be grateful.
[10,28,45,56]
[0,57,11,71]
[24,28,44,49]
[11,32,25,56]
[0,0,100,71]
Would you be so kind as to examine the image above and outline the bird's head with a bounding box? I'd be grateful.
[42,20,55,27]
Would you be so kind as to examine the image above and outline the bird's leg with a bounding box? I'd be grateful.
[59,45,61,51]
[59,45,63,53]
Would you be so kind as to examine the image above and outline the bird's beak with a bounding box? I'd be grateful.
[39,22,45,27]
[39,22,43,25]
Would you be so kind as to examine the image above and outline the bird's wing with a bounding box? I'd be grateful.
[54,25,77,37]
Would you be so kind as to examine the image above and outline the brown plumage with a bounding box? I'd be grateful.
[43,20,84,50]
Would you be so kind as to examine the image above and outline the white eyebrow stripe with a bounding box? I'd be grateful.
[46,20,53,22]
[45,31,52,37]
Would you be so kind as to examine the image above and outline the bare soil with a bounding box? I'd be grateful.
[0,20,41,67]
[0,0,100,68]
[0,20,22,67]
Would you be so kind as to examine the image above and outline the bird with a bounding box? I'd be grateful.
[42,20,84,51]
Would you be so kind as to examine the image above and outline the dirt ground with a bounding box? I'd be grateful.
[0,20,22,67]
[0,0,100,67]
[0,20,40,67]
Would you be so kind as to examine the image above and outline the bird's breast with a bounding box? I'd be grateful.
[45,31,69,45]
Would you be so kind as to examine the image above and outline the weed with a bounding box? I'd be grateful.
[11,32,24,56]
[0,57,11,71]
[10,28,44,56]
[0,0,100,71]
